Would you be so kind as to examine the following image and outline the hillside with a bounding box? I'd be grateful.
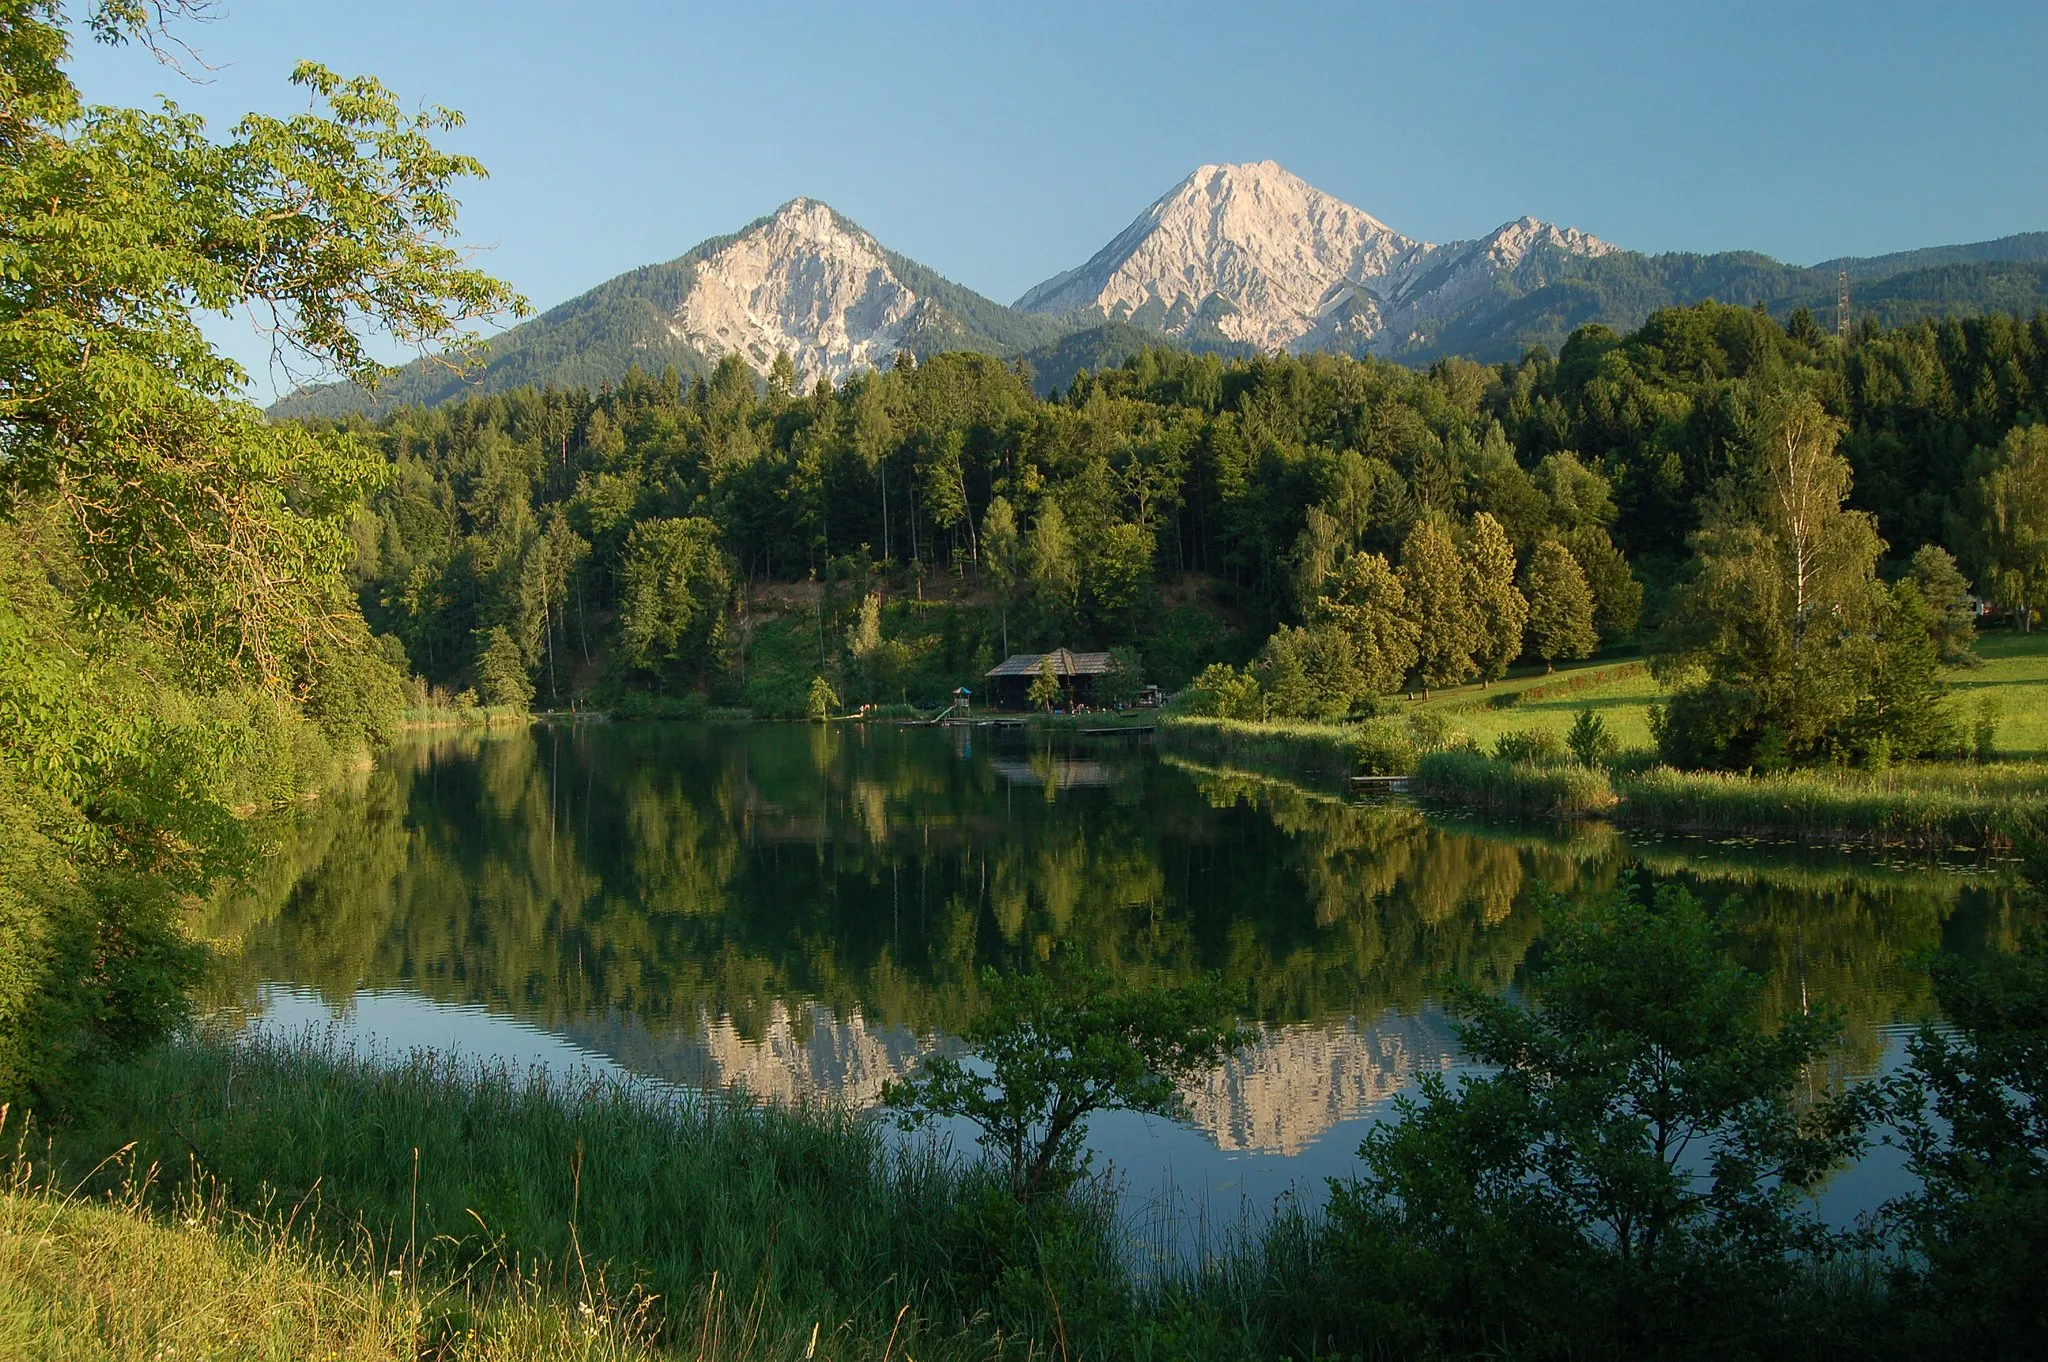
[271,202,1073,422]
[268,167,2048,421]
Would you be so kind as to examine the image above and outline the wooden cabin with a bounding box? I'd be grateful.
[985,648,1115,710]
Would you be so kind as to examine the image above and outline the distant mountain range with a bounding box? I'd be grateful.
[270,162,2048,419]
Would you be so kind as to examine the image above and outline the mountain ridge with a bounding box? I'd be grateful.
[269,165,2048,420]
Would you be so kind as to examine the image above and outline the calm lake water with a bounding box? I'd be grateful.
[202,722,2030,1234]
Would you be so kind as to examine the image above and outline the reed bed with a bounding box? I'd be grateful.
[1413,749,2047,847]
[37,1035,1099,1360]
[1411,749,1621,818]
[1158,714,1415,778]
[1615,762,2048,848]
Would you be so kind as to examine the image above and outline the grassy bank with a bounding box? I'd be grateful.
[1157,714,1415,780]
[23,1035,1256,1361]
[1616,762,2048,848]
[1413,750,2048,847]
[400,703,535,730]
[1405,631,2048,760]
[0,1173,660,1361]
[1410,749,1622,818]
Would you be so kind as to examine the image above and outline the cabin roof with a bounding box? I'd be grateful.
[985,648,1115,678]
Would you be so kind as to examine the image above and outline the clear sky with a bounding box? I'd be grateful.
[67,0,2048,395]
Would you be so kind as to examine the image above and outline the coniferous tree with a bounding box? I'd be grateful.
[1560,524,1643,643]
[1907,544,1980,665]
[475,626,534,710]
[1970,424,2048,633]
[981,496,1023,655]
[617,518,733,688]
[1024,500,1080,641]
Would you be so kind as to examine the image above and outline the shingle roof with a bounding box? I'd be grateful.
[985,648,1116,678]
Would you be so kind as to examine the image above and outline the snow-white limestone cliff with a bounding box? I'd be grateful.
[665,198,926,387]
[571,1003,1455,1156]
[1015,161,1615,355]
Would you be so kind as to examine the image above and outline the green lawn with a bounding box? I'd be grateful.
[1951,631,2048,759]
[1407,657,1664,751]
[1404,630,2048,761]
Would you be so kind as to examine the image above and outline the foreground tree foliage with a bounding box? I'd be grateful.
[885,968,1252,1202]
[1283,882,1860,1360]
[1864,929,2048,1358]
[0,0,517,1105]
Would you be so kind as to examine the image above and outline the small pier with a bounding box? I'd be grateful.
[1351,774,1412,793]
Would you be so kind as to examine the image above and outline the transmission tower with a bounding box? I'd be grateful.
[1836,268,1850,340]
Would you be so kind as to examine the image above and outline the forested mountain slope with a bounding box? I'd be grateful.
[333,303,2048,727]
[271,165,2048,420]
[273,201,1068,421]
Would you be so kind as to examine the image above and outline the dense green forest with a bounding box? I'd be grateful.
[330,304,2048,759]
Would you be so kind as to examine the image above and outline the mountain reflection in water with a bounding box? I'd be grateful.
[202,723,2032,1179]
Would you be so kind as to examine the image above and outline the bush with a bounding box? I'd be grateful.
[1859,929,2048,1358]
[1349,717,1417,776]
[1297,883,1860,1360]
[1178,663,1264,720]
[1567,708,1616,766]
[1493,728,1569,766]
[1406,708,1455,752]
[1974,697,2002,763]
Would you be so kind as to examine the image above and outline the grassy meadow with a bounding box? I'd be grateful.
[1405,629,2048,761]
[1406,657,1664,750]
[1159,631,2048,846]
[7,1035,1253,1362]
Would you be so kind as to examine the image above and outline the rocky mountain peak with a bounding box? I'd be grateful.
[1014,162,1613,357]
[665,198,921,385]
[1015,160,1427,350]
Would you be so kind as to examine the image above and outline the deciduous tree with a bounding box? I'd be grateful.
[1398,520,1478,698]
[1463,512,1528,685]
[1523,539,1599,671]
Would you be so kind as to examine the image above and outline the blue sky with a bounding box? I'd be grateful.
[68,1,2048,395]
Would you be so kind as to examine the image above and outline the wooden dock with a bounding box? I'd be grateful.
[1351,774,1412,793]
[1082,725,1154,736]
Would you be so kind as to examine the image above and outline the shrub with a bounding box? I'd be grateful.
[1567,708,1616,766]
[1178,663,1264,720]
[1349,717,1417,776]
[886,969,1251,1202]
[1407,709,1454,752]
[1974,697,2002,763]
[1493,728,1569,766]
[1300,883,1860,1360]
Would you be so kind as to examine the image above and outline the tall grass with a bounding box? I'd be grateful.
[1414,750,2048,847]
[0,1174,666,1360]
[37,1034,1240,1360]
[1158,714,1414,778]
[1411,749,1620,818]
[1615,762,2048,847]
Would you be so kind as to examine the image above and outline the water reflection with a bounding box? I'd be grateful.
[201,724,2031,1165]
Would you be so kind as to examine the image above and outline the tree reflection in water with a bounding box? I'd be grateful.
[196,724,2033,1155]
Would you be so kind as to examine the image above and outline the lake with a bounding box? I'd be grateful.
[201,721,2028,1235]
